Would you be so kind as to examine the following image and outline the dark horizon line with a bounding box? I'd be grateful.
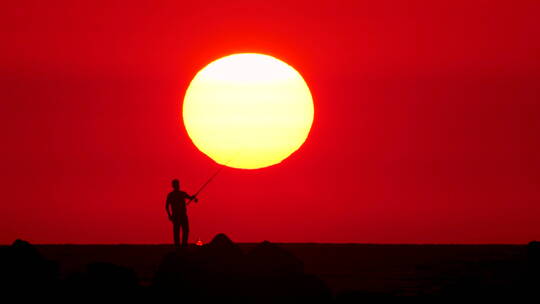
[1,242,532,246]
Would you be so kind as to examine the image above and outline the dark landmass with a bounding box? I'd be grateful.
[1,236,539,299]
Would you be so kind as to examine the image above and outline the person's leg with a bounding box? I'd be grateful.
[173,221,180,249]
[181,215,189,248]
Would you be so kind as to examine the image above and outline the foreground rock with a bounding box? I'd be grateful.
[153,234,332,301]
[0,239,59,292]
[0,235,331,301]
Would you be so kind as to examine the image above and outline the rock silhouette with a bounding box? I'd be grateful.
[2,237,539,299]
[0,239,59,292]
[528,240,540,267]
[243,240,331,301]
[525,240,540,292]
[245,240,304,276]
[152,234,331,301]
[65,262,139,295]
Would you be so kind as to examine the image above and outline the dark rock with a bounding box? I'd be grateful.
[246,240,304,276]
[0,239,59,292]
[199,233,244,275]
[86,262,138,288]
[528,240,540,262]
[203,233,243,259]
[153,236,331,301]
[243,241,332,301]
[152,248,205,298]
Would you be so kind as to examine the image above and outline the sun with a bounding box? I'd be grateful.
[182,53,314,169]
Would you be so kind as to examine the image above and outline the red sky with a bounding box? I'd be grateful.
[1,0,539,244]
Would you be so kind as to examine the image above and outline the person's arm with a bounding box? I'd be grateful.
[187,193,198,203]
[165,195,172,219]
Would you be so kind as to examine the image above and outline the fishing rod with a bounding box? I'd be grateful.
[187,166,224,204]
[187,157,235,205]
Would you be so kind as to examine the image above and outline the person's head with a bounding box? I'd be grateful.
[172,179,180,190]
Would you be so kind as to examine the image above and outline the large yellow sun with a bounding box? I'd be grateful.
[182,53,314,169]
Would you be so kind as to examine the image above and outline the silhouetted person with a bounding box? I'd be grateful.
[166,179,197,249]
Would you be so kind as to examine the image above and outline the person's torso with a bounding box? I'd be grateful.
[168,190,188,215]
